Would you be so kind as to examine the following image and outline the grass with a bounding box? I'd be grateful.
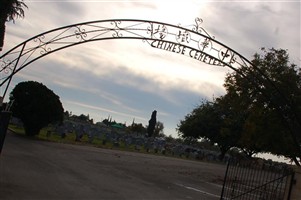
[8,124,149,153]
[7,124,201,161]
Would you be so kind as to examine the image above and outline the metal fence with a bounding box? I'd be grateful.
[220,160,295,200]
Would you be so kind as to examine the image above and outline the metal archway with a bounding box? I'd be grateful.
[0,18,300,159]
[0,18,252,98]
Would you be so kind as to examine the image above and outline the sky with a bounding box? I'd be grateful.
[1,0,300,139]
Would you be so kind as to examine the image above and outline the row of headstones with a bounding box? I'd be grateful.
[54,122,167,151]
[53,121,229,162]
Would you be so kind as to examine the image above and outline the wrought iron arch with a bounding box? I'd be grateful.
[0,18,254,97]
[0,18,300,160]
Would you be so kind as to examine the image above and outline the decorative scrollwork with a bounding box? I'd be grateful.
[192,17,215,39]
[110,21,123,37]
[147,23,168,40]
[33,35,52,55]
[75,26,87,41]
[0,59,14,75]
[192,17,203,32]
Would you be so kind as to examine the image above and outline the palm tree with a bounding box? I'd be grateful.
[0,0,28,51]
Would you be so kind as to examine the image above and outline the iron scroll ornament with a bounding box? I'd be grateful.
[0,18,300,156]
[1,18,248,97]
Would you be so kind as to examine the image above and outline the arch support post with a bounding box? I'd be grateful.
[0,111,11,155]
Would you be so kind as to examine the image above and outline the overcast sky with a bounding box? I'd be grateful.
[1,0,300,138]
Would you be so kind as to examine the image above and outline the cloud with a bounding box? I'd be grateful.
[202,2,300,62]
[65,100,148,121]
[9,32,225,103]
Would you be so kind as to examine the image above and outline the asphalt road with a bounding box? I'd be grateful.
[0,131,226,200]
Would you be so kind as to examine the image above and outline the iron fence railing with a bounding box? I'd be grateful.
[220,160,294,200]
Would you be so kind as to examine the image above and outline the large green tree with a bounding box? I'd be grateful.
[9,81,64,136]
[178,48,301,163]
[0,0,27,51]
[224,48,301,165]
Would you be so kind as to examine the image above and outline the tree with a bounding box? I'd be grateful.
[128,123,146,135]
[237,106,266,157]
[9,81,64,136]
[0,0,28,51]
[214,95,246,159]
[71,113,92,123]
[177,101,216,140]
[177,100,241,160]
[153,121,164,137]
[147,110,157,137]
[224,48,301,165]
[177,48,301,162]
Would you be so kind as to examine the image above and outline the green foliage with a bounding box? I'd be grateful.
[9,81,64,136]
[153,121,164,137]
[70,113,93,124]
[0,0,28,50]
[178,101,214,140]
[127,123,146,135]
[226,48,301,163]
[0,0,28,22]
[177,99,242,159]
[178,48,301,163]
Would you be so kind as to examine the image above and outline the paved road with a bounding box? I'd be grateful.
[0,131,226,200]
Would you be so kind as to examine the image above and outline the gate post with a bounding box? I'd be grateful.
[220,161,230,199]
[0,111,12,155]
[285,167,301,200]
